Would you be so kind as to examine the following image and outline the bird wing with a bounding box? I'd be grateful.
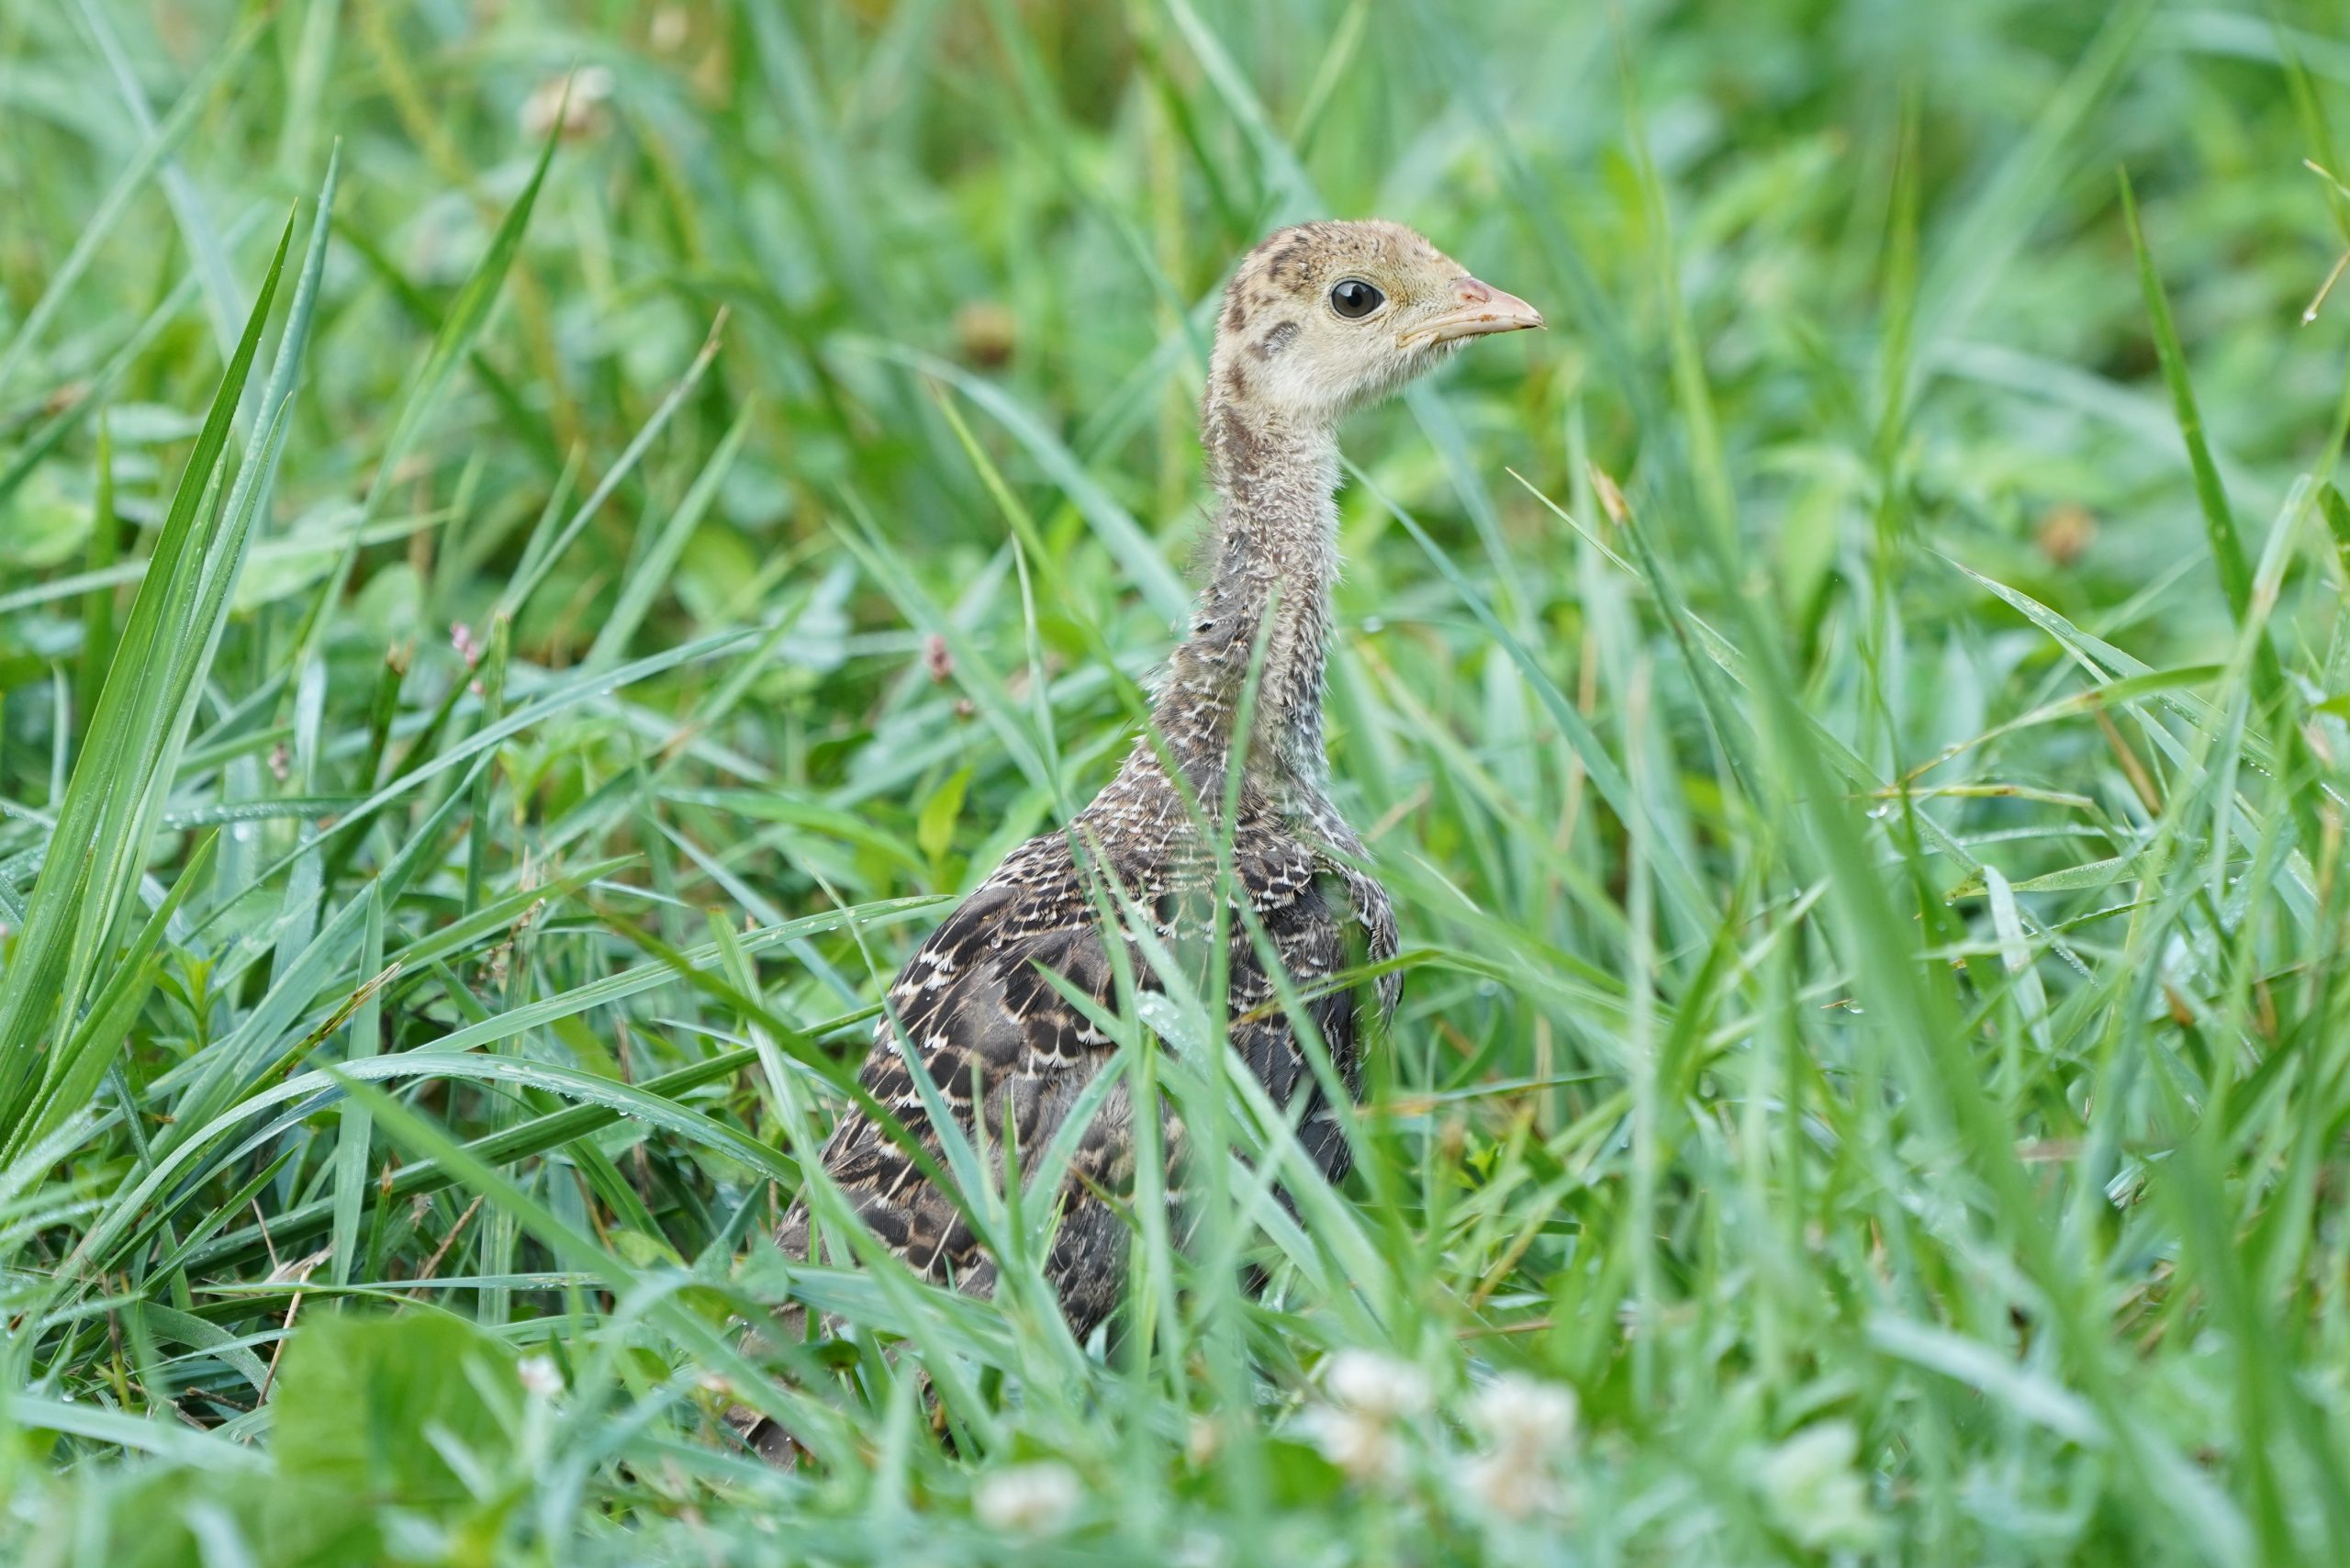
[772,807,1395,1326]
[1226,830,1395,1191]
[779,831,1126,1290]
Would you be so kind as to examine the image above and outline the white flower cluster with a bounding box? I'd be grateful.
[518,66,616,142]
[1304,1350,1433,1484]
[1756,1420,1880,1551]
[517,1354,565,1400]
[1459,1373,1577,1520]
[1299,1351,1583,1524]
[973,1460,1083,1539]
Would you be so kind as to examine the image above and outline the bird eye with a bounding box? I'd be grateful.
[1329,279,1384,319]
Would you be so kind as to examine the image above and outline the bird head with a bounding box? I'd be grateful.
[1206,219,1543,430]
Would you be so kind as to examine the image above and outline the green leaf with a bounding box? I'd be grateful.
[272,1311,519,1504]
[916,764,973,867]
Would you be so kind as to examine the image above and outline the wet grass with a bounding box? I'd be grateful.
[4,0,2350,1562]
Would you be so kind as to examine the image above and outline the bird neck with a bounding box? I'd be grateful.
[1151,395,1343,804]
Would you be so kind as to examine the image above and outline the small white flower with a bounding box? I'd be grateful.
[1304,1404,1405,1484]
[517,1354,564,1399]
[1460,1448,1565,1520]
[1169,1529,1229,1568]
[1304,1349,1432,1484]
[974,1461,1082,1538]
[518,66,616,141]
[1324,1349,1432,1420]
[1458,1373,1577,1519]
[1468,1373,1576,1452]
[1757,1420,1880,1551]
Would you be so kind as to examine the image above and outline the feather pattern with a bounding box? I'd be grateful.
[774,746,1399,1341]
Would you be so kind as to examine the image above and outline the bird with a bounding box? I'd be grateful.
[730,221,1540,1460]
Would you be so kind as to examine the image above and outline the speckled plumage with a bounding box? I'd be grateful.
[731,223,1539,1459]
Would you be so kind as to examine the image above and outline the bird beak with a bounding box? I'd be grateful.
[1404,276,1546,346]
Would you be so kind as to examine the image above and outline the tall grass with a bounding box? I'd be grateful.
[2,0,2348,1562]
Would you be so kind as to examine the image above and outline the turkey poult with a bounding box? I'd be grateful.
[731,221,1540,1459]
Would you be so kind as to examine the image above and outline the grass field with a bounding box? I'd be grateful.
[5,0,2350,1562]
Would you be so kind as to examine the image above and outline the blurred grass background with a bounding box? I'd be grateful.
[3,0,2350,1562]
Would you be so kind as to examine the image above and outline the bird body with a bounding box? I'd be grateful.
[733,223,1539,1453]
[789,735,1394,1338]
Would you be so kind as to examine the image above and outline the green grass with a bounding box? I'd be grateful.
[4,0,2350,1562]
